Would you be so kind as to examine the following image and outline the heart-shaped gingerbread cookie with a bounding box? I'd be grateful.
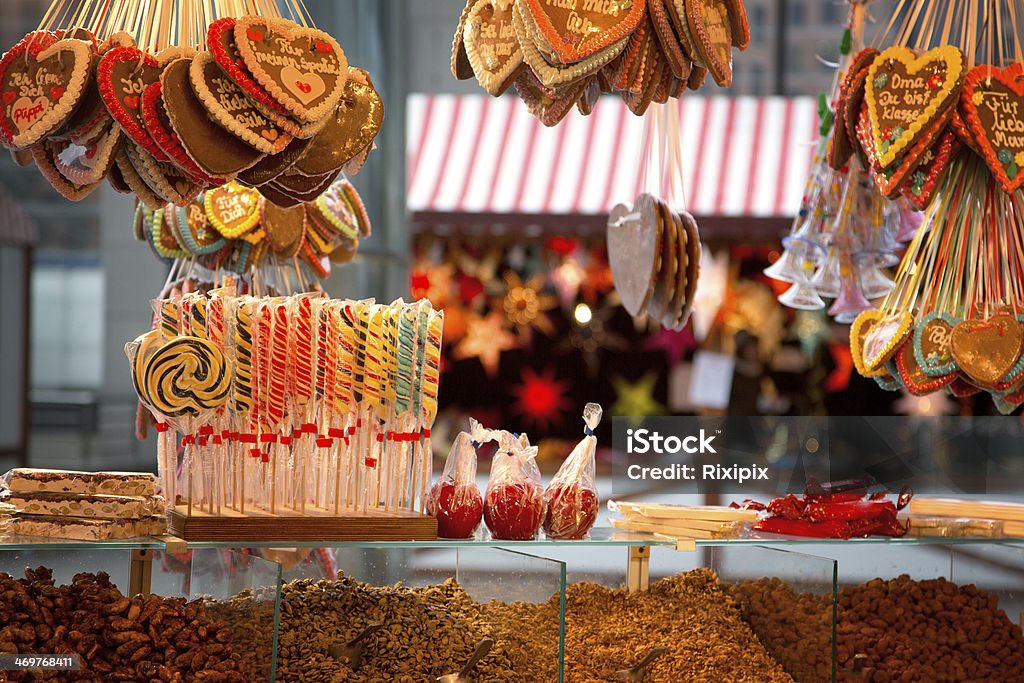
[204,181,261,238]
[233,17,348,123]
[865,46,965,170]
[951,315,1024,388]
[607,194,660,317]
[862,310,913,372]
[52,117,121,185]
[677,0,733,87]
[97,45,168,162]
[31,139,102,201]
[895,339,955,396]
[900,127,960,210]
[291,73,383,177]
[188,51,292,155]
[959,63,1024,193]
[911,312,959,378]
[520,0,644,65]
[140,80,220,185]
[160,57,265,178]
[0,32,93,149]
[464,0,524,96]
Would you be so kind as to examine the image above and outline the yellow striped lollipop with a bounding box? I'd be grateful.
[159,297,181,339]
[234,299,256,416]
[422,308,444,427]
[359,304,385,408]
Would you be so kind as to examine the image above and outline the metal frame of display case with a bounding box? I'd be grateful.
[3,531,1022,597]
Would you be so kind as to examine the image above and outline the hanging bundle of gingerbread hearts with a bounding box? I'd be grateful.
[451,0,750,125]
[0,15,383,208]
[606,192,700,330]
[842,0,1024,412]
[135,176,370,280]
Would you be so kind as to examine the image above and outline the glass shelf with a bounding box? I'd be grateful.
[1,529,1022,551]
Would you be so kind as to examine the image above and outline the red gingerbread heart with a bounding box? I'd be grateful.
[0,31,93,149]
[97,46,168,162]
[233,17,348,123]
[521,0,645,65]
[959,63,1024,193]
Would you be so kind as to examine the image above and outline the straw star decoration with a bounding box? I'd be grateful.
[453,311,518,376]
[503,272,557,337]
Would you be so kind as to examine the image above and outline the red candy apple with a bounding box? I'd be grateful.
[427,480,483,539]
[483,479,545,540]
[543,482,598,540]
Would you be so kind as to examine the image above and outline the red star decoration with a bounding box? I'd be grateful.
[510,367,573,432]
[579,254,615,304]
[824,341,853,393]
[643,323,699,365]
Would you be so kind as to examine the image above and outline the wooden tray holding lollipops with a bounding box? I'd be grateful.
[127,286,443,541]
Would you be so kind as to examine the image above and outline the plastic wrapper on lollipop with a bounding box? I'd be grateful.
[544,403,602,540]
[426,419,493,539]
[483,430,545,541]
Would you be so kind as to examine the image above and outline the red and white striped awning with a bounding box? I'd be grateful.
[407,94,819,219]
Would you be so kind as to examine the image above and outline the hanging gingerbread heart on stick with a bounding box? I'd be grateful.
[960,64,1024,194]
[864,46,965,170]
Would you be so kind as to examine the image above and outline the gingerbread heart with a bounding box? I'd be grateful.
[0,32,93,149]
[464,0,524,96]
[860,310,913,373]
[900,127,960,210]
[52,117,122,185]
[452,0,477,80]
[97,46,168,162]
[850,310,886,377]
[160,57,265,178]
[912,312,959,378]
[31,139,102,201]
[204,181,261,238]
[188,51,292,155]
[895,339,955,396]
[291,74,383,177]
[951,315,1024,388]
[140,80,220,185]
[233,17,347,123]
[261,198,307,257]
[865,46,964,170]
[207,18,289,116]
[520,0,645,65]
[959,63,1024,193]
[513,2,628,90]
[125,141,200,207]
[676,0,733,87]
[873,109,950,197]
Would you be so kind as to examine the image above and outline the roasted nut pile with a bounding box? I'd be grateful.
[837,575,1024,682]
[728,578,833,682]
[220,574,533,683]
[487,568,795,683]
[0,567,247,682]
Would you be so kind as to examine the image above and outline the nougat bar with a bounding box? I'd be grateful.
[1,490,166,520]
[2,468,158,497]
[10,515,167,541]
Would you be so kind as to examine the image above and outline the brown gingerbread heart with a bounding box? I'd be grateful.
[951,315,1024,388]
[0,32,93,149]
[233,17,348,123]
[291,73,383,177]
[160,57,265,178]
[188,51,292,154]
[676,0,733,87]
[607,194,660,317]
[464,0,524,96]
[261,198,307,257]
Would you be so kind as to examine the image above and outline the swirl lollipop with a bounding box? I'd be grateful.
[126,329,176,501]
[142,337,232,419]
